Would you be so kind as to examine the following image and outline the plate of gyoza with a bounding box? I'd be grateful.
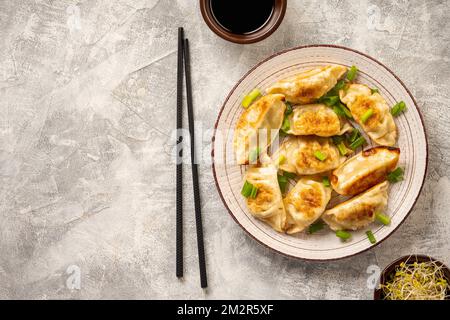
[212,45,427,260]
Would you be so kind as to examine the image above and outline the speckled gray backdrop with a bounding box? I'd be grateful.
[0,0,449,300]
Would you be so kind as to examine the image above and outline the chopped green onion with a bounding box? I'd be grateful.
[360,108,374,124]
[332,134,349,155]
[314,150,327,161]
[336,230,351,241]
[325,80,346,97]
[332,135,344,144]
[283,171,297,179]
[348,129,361,143]
[366,230,377,244]
[277,174,289,193]
[346,65,358,81]
[281,116,290,133]
[333,102,353,119]
[335,80,346,91]
[241,181,258,198]
[337,141,348,156]
[322,176,331,187]
[376,212,391,226]
[391,101,407,117]
[248,147,261,163]
[285,102,293,115]
[241,181,253,197]
[371,88,379,94]
[349,136,366,150]
[241,89,261,108]
[332,105,346,117]
[321,96,339,106]
[277,155,286,166]
[278,170,297,193]
[308,221,324,234]
[249,185,258,198]
[387,167,404,183]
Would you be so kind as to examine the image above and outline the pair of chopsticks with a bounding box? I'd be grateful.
[176,27,207,288]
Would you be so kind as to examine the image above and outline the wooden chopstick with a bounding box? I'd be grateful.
[183,38,208,288]
[176,27,184,279]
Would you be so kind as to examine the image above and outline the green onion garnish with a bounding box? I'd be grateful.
[332,135,348,155]
[366,230,377,244]
[332,135,344,144]
[360,108,374,124]
[391,101,407,117]
[346,65,358,81]
[314,150,327,161]
[308,220,324,234]
[241,181,258,198]
[278,171,297,193]
[250,185,258,198]
[376,212,391,226]
[349,136,366,150]
[371,88,379,94]
[335,80,346,91]
[387,167,404,183]
[283,171,297,179]
[321,96,339,107]
[277,174,289,193]
[337,141,348,156]
[325,80,347,97]
[332,105,346,117]
[322,176,331,187]
[348,128,361,143]
[336,230,351,241]
[333,102,353,119]
[285,102,293,115]
[281,116,290,133]
[241,89,261,108]
[248,147,261,163]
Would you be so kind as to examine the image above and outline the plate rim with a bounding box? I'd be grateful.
[211,44,429,261]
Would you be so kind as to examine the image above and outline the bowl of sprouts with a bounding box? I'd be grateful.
[374,255,450,300]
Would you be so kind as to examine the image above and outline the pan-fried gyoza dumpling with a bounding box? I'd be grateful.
[243,164,286,232]
[323,181,389,231]
[234,94,286,165]
[266,65,348,104]
[284,178,331,234]
[273,136,346,175]
[286,104,353,137]
[331,147,400,196]
[339,84,397,146]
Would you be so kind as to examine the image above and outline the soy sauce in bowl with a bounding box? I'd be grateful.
[210,0,275,34]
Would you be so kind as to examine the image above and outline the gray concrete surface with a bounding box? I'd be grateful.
[0,0,449,299]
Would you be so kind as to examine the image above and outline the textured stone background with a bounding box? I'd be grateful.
[0,0,449,299]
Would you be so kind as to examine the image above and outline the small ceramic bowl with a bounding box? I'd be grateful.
[374,254,450,300]
[199,0,287,44]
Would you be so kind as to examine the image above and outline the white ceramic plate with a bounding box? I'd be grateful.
[212,45,427,260]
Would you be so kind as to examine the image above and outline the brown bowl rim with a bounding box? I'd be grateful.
[374,254,450,300]
[199,0,287,44]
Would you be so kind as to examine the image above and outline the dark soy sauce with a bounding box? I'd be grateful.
[210,0,275,34]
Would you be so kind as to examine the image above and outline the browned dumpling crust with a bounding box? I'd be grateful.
[331,147,400,196]
[266,65,348,104]
[323,181,389,231]
[244,164,287,232]
[234,94,286,165]
[286,104,352,137]
[284,178,331,234]
[273,136,346,175]
[340,84,397,146]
